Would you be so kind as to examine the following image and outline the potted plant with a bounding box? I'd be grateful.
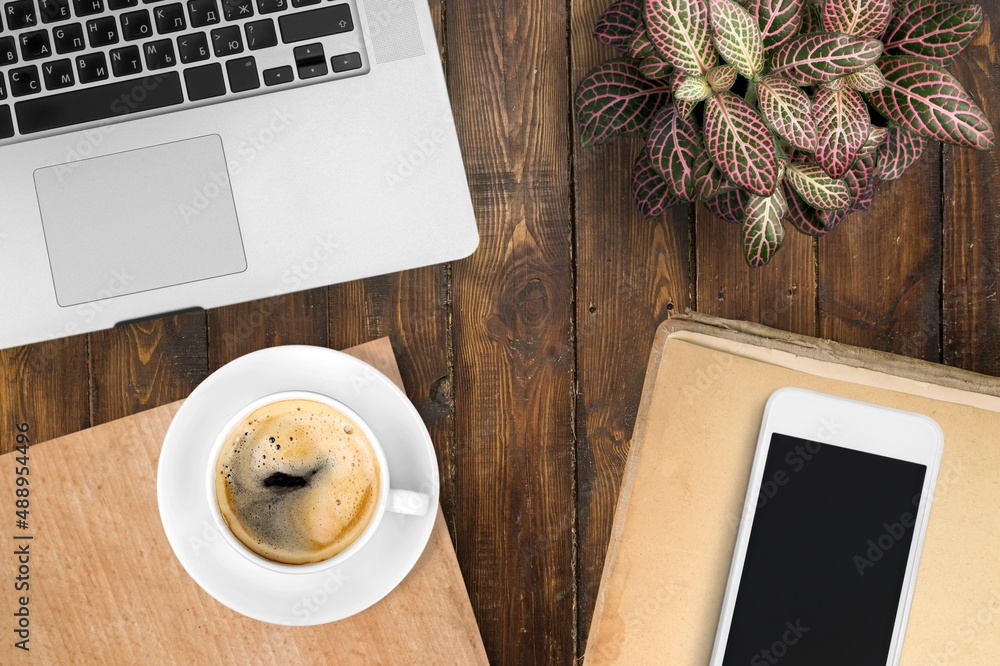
[575,0,995,266]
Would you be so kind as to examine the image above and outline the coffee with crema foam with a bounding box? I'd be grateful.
[214,399,381,565]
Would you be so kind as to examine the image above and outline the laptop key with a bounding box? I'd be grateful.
[154,3,186,34]
[176,31,208,63]
[9,65,39,96]
[143,38,175,69]
[120,10,152,41]
[72,0,104,17]
[19,30,51,61]
[4,1,36,30]
[42,57,74,89]
[38,0,71,23]
[0,72,6,99]
[14,72,184,134]
[222,0,252,21]
[226,55,257,92]
[110,44,142,76]
[331,50,360,73]
[210,24,240,56]
[183,61,224,100]
[278,4,351,44]
[76,51,108,82]
[86,17,119,48]
[187,0,220,27]
[290,0,319,7]
[0,36,17,64]
[0,105,12,139]
[108,0,139,8]
[254,0,284,14]
[53,23,85,53]
[243,18,274,50]
[262,64,290,86]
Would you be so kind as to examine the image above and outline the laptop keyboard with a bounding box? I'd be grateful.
[0,0,367,141]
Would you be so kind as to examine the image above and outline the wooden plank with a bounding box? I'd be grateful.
[818,145,942,359]
[696,206,818,337]
[568,0,692,655]
[326,269,454,533]
[447,0,575,660]
[207,290,328,370]
[943,6,1000,375]
[88,314,209,424]
[0,337,90,452]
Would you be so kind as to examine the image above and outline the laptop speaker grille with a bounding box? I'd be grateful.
[364,0,426,64]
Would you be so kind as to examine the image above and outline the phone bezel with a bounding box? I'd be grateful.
[708,387,944,666]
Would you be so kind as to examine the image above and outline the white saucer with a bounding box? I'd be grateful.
[156,345,440,625]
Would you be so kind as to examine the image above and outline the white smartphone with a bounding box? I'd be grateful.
[709,387,944,666]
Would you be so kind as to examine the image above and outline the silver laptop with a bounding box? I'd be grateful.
[0,0,477,350]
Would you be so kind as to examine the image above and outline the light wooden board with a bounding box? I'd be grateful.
[0,338,487,664]
[585,314,1000,665]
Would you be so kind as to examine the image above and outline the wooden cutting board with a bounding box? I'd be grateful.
[0,338,486,664]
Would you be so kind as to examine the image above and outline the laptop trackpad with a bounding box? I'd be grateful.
[34,135,247,307]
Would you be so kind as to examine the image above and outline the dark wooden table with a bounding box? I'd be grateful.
[2,1,998,663]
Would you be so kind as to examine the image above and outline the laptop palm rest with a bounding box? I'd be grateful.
[33,134,247,308]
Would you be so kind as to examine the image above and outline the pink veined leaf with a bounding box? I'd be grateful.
[704,91,780,196]
[594,0,643,46]
[822,0,892,39]
[813,86,870,178]
[575,59,671,146]
[709,0,765,78]
[867,56,995,150]
[645,0,716,75]
[798,1,822,34]
[692,148,728,200]
[640,55,676,80]
[647,104,701,200]
[783,180,833,236]
[674,74,713,101]
[742,188,787,267]
[875,125,926,181]
[675,98,697,118]
[858,125,889,157]
[845,153,875,211]
[884,2,983,64]
[704,189,748,224]
[769,33,883,85]
[706,64,738,92]
[629,25,656,59]
[843,64,885,93]
[746,0,804,51]
[818,207,851,232]
[757,75,817,151]
[786,161,852,210]
[632,146,682,217]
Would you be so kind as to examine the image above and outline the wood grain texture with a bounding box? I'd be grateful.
[0,337,89,453]
[447,0,576,661]
[326,269,454,533]
[943,7,1000,374]
[207,290,328,371]
[696,206,817,336]
[818,146,942,359]
[88,313,209,424]
[569,0,692,654]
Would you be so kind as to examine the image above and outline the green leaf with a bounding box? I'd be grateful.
[575,59,671,146]
[845,153,875,210]
[632,145,681,217]
[786,161,852,210]
[757,75,817,151]
[874,125,926,181]
[629,25,656,59]
[675,98,698,118]
[640,55,676,79]
[884,2,983,64]
[742,188,787,267]
[769,32,883,85]
[867,56,995,150]
[746,0,804,50]
[704,91,780,196]
[783,180,834,236]
[798,1,822,34]
[594,0,643,46]
[706,64,738,91]
[843,64,885,93]
[822,0,892,39]
[812,86,870,178]
[645,0,716,75]
[709,0,765,78]
[647,104,701,200]
[858,125,888,157]
[705,189,749,224]
[675,74,713,101]
[692,148,728,200]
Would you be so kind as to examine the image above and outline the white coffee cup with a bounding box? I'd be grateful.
[205,390,430,575]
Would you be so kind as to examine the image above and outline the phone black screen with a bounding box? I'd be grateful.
[722,433,927,666]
